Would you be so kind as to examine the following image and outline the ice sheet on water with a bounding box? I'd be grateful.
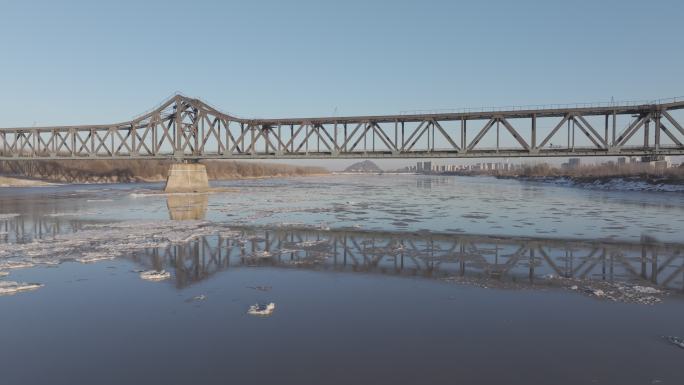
[0,220,240,273]
[0,261,37,270]
[0,213,21,220]
[0,281,43,295]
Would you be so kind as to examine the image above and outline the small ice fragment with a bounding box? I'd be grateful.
[0,281,43,295]
[570,285,578,290]
[139,270,171,281]
[665,336,684,349]
[0,271,9,278]
[76,254,116,264]
[632,286,661,294]
[247,286,272,292]
[247,302,276,316]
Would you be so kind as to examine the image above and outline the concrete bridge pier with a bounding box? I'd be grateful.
[164,162,209,193]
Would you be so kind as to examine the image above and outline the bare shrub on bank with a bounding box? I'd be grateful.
[0,159,328,183]
[494,162,684,183]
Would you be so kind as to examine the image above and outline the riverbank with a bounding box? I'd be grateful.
[505,175,684,193]
[499,163,684,192]
[0,176,57,187]
[0,159,328,184]
[418,162,684,193]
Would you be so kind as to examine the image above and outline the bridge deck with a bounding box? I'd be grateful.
[1,95,683,160]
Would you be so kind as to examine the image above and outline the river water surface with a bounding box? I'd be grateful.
[1,175,684,385]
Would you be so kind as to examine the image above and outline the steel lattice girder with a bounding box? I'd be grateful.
[2,95,684,160]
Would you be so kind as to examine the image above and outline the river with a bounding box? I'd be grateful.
[1,175,683,385]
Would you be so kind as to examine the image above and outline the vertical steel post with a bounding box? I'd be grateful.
[496,119,500,151]
[344,123,347,152]
[531,114,536,150]
[613,110,617,146]
[654,114,660,150]
[461,118,466,150]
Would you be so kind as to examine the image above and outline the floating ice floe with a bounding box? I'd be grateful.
[251,251,272,258]
[247,285,272,292]
[0,281,43,295]
[75,253,117,264]
[247,302,276,316]
[0,213,21,220]
[632,286,661,294]
[185,294,207,303]
[665,336,684,349]
[0,271,9,277]
[139,270,171,281]
[296,240,328,247]
[0,261,36,270]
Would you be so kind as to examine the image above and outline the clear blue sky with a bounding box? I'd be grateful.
[1,0,682,168]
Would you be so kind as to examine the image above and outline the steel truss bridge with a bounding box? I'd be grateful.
[1,95,684,160]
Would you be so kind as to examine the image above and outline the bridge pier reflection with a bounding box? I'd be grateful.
[166,194,208,220]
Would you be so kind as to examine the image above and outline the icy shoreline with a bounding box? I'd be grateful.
[515,176,684,193]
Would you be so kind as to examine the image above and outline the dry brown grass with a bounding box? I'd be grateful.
[0,159,328,183]
[495,162,684,184]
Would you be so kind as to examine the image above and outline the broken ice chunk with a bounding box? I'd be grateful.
[0,281,43,295]
[247,302,276,316]
[665,336,684,349]
[139,270,171,281]
[76,253,117,264]
[247,286,272,292]
[0,261,36,270]
[632,286,661,294]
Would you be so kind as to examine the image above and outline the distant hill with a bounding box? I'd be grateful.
[343,160,383,173]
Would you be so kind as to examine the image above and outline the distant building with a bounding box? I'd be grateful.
[423,161,432,173]
[568,158,581,168]
[416,162,423,172]
[654,160,669,171]
[641,155,672,169]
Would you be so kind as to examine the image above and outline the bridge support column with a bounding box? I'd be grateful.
[164,163,209,193]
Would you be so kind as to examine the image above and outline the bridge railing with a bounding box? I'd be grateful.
[399,96,684,116]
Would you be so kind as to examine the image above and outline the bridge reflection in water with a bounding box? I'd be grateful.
[2,211,683,292]
[128,224,684,292]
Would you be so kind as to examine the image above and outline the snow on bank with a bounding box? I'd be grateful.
[524,177,684,193]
